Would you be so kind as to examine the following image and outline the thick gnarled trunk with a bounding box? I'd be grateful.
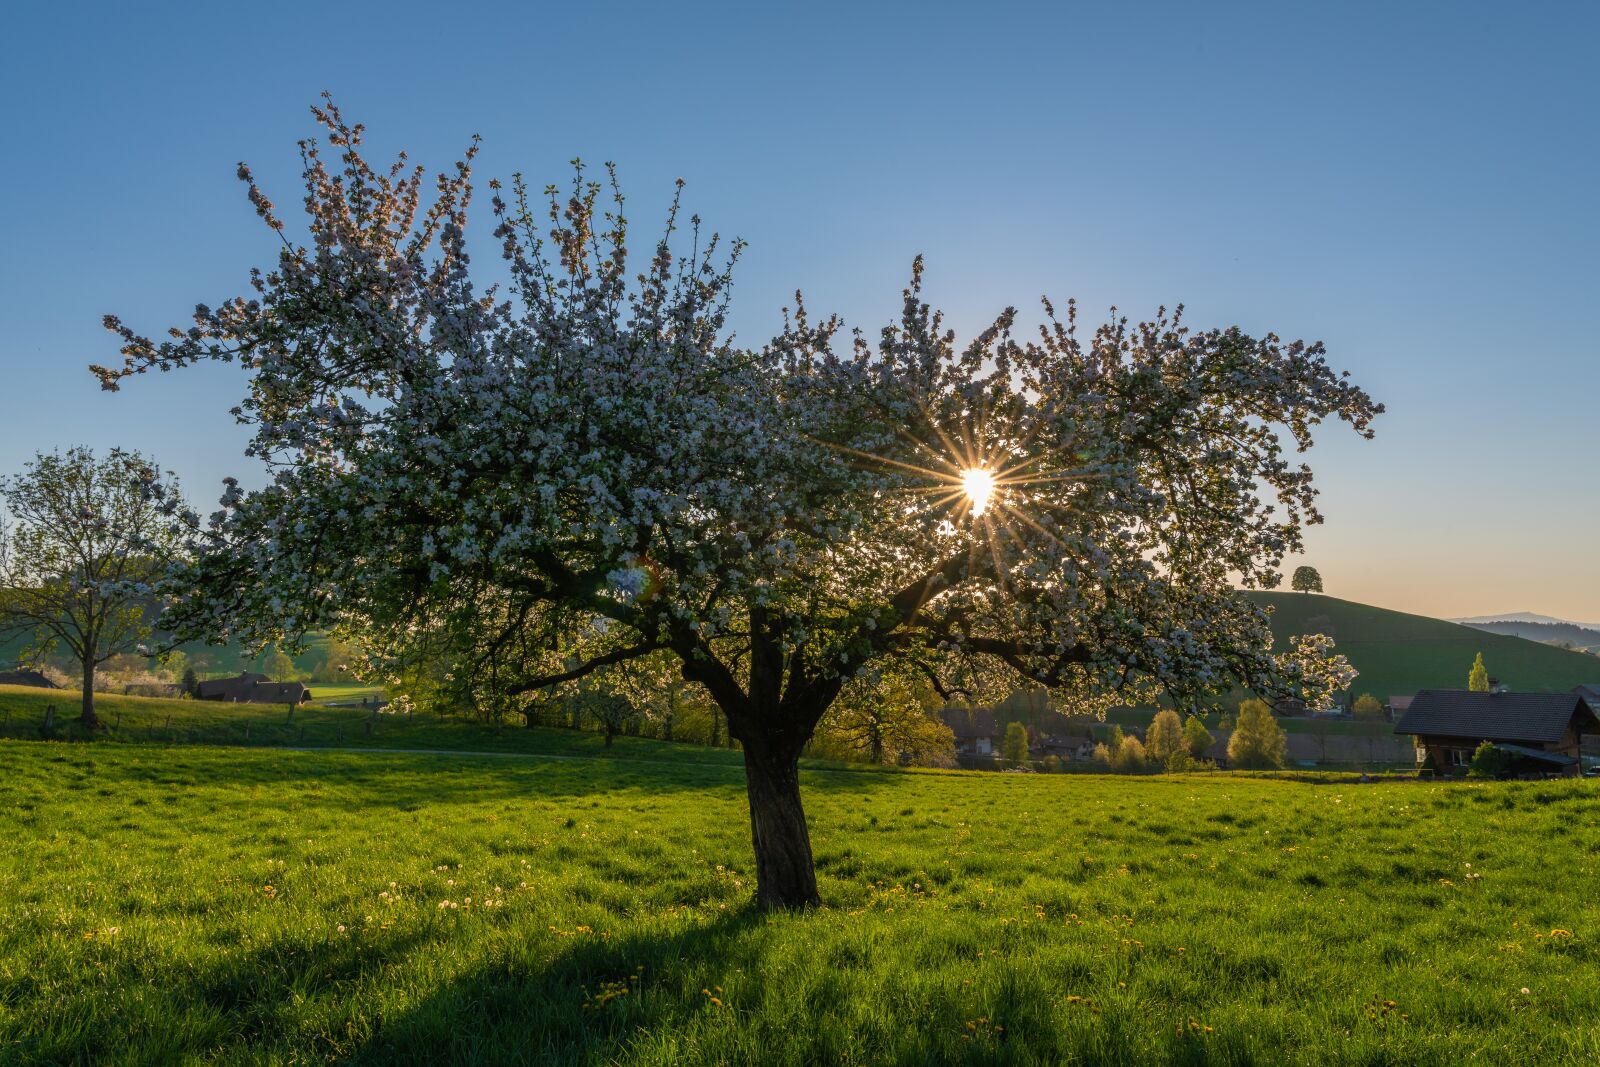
[741,740,819,910]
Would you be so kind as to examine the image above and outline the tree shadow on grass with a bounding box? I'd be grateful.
[13,736,903,813]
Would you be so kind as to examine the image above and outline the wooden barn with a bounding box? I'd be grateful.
[1394,690,1599,777]
[196,672,312,705]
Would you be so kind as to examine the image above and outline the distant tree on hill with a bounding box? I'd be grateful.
[0,447,186,728]
[1002,721,1030,768]
[1352,693,1384,720]
[1291,566,1324,594]
[180,666,198,698]
[1228,698,1287,769]
[1182,714,1215,758]
[1468,653,1489,692]
[1145,709,1184,763]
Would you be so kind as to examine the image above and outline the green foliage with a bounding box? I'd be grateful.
[1145,709,1183,763]
[11,741,1596,1063]
[1182,714,1215,758]
[1228,698,1287,769]
[1469,653,1490,693]
[1111,735,1148,773]
[1467,741,1517,779]
[0,447,185,723]
[1352,693,1384,720]
[256,647,301,682]
[1001,721,1030,767]
[1291,565,1324,593]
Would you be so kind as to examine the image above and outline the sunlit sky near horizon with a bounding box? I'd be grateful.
[1,1,1595,623]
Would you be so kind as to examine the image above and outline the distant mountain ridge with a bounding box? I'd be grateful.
[1455,619,1600,652]
[1453,612,1600,630]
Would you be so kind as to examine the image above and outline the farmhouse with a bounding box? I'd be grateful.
[196,672,313,705]
[1394,689,1599,777]
[0,669,58,689]
[941,708,1000,767]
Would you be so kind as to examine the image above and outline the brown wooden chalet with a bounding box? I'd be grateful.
[1394,689,1599,777]
[196,672,312,705]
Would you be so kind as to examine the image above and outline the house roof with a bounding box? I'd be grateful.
[1575,685,1600,704]
[1394,690,1599,743]
[0,669,57,689]
[196,673,311,703]
[1495,743,1577,767]
[1387,695,1414,710]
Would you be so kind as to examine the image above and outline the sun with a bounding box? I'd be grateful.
[961,467,996,516]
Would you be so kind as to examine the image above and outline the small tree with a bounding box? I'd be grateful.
[1002,721,1030,768]
[0,448,184,727]
[1352,693,1384,720]
[574,689,636,747]
[1090,742,1113,768]
[1468,653,1489,692]
[1291,566,1323,594]
[1112,735,1148,773]
[1182,714,1215,758]
[258,647,299,681]
[818,671,956,767]
[1228,698,1288,769]
[1467,740,1516,779]
[180,666,199,697]
[1145,709,1184,763]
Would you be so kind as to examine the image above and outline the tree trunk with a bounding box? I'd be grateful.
[604,724,616,748]
[79,660,99,729]
[742,741,820,910]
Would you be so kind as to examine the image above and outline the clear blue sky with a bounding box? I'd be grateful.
[1,1,1595,621]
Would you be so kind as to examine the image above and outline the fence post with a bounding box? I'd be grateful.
[43,706,56,732]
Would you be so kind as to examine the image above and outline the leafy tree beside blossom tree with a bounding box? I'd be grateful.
[0,448,185,727]
[94,101,1379,909]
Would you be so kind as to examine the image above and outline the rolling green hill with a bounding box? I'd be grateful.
[1251,591,1600,701]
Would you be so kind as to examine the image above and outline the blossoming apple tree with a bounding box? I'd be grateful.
[96,101,1377,908]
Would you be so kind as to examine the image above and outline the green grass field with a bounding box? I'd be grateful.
[3,733,1598,1064]
[0,685,750,767]
[1254,592,1600,701]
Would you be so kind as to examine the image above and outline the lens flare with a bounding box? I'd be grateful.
[962,467,996,516]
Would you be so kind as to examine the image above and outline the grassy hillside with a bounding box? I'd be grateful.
[3,740,1597,1064]
[1251,592,1600,700]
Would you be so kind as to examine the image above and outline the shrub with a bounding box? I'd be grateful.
[1467,741,1516,779]
[1352,693,1384,720]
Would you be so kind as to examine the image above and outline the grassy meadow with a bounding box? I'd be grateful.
[3,733,1599,1064]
